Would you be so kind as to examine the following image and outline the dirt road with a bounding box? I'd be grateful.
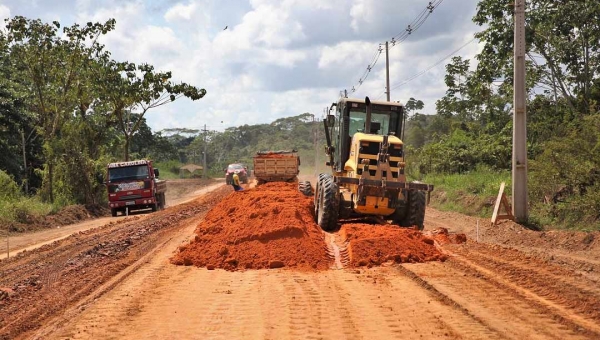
[2,182,600,339]
[0,179,223,260]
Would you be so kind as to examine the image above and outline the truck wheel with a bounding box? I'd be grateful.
[158,194,165,210]
[317,175,339,232]
[151,203,158,212]
[298,180,313,196]
[401,190,426,230]
[111,208,118,217]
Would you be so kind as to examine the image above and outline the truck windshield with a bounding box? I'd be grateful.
[349,110,391,136]
[109,165,149,181]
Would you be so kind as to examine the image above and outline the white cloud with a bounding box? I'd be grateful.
[318,41,378,69]
[0,4,11,19]
[164,1,198,22]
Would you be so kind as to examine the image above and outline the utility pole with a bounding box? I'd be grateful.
[385,41,390,101]
[202,124,208,179]
[21,130,28,194]
[512,0,528,222]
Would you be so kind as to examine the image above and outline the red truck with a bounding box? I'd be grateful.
[105,160,167,217]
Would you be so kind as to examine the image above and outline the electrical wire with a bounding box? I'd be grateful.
[347,0,446,95]
[377,37,476,99]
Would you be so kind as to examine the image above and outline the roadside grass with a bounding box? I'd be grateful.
[421,169,511,218]
[154,160,185,180]
[419,169,600,231]
[0,197,56,229]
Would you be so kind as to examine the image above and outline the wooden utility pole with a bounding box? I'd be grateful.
[21,130,28,194]
[385,41,390,101]
[512,0,528,222]
[202,124,208,178]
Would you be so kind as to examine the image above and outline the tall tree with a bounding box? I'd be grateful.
[94,59,207,160]
[473,0,600,114]
[4,16,116,202]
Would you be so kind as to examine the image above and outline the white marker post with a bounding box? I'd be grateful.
[6,224,9,259]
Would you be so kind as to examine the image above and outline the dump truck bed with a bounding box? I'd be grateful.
[253,151,299,183]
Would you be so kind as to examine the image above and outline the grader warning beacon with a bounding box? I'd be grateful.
[315,96,433,231]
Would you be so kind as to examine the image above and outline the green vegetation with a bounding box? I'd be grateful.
[0,170,54,229]
[153,160,185,180]
[419,169,510,217]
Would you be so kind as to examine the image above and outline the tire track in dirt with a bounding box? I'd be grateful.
[448,243,600,336]
[463,246,600,302]
[405,261,590,340]
[352,266,496,339]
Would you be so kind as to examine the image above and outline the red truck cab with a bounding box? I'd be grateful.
[105,160,167,217]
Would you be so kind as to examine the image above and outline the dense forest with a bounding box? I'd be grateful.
[1,0,599,230]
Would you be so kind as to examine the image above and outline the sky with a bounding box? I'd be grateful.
[0,0,483,133]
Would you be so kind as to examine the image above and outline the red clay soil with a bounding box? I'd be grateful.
[340,223,448,267]
[171,182,329,271]
[254,153,294,158]
[430,227,468,245]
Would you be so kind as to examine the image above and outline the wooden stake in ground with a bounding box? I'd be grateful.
[6,224,9,259]
[491,182,514,226]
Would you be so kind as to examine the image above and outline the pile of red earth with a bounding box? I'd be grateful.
[430,227,467,245]
[340,224,449,267]
[171,182,329,271]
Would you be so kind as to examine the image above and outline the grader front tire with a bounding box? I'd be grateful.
[317,175,339,232]
[402,190,426,230]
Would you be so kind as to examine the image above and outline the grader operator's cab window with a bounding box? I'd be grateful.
[349,111,390,136]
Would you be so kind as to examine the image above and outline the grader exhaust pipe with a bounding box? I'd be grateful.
[365,96,371,134]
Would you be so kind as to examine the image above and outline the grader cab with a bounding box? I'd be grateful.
[315,96,433,231]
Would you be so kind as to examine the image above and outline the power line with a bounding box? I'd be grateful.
[375,37,476,100]
[389,0,445,50]
[347,0,446,95]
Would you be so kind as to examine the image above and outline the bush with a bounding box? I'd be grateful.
[0,170,21,201]
[154,160,184,179]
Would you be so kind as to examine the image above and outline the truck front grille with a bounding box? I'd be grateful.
[119,195,142,200]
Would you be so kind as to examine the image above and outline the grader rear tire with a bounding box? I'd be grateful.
[298,180,314,196]
[317,175,339,232]
[401,190,426,230]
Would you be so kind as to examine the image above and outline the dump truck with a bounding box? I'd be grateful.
[253,150,312,195]
[315,96,433,231]
[104,159,167,217]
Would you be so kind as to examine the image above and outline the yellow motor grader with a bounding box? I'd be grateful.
[315,96,433,231]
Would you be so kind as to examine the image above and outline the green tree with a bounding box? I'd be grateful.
[4,16,116,203]
[403,97,424,141]
[93,59,206,161]
[473,0,600,114]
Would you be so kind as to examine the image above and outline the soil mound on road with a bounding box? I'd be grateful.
[171,182,329,271]
[340,224,448,267]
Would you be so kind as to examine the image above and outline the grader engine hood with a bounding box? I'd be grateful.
[344,133,405,181]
